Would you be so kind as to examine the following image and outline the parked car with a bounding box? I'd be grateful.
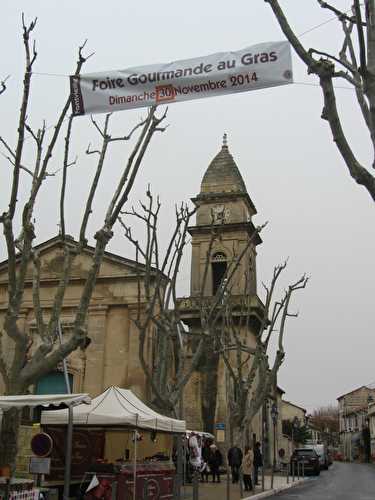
[308,444,329,470]
[290,448,320,476]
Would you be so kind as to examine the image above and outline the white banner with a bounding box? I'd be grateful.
[70,41,293,116]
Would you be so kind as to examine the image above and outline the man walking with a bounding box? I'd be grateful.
[227,444,243,483]
[253,442,263,485]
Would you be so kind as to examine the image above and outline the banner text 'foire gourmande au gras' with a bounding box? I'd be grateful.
[70,41,293,116]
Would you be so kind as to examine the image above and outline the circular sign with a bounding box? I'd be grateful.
[31,433,53,457]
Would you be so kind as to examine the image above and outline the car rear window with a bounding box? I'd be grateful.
[295,450,316,456]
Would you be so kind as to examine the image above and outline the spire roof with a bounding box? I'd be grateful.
[200,135,247,195]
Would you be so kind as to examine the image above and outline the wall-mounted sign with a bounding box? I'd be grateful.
[29,457,51,475]
[215,423,225,430]
[70,41,292,116]
[216,430,225,443]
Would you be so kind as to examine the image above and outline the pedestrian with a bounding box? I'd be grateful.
[201,440,211,482]
[227,444,243,483]
[184,444,192,483]
[208,444,223,483]
[253,442,263,486]
[242,446,254,492]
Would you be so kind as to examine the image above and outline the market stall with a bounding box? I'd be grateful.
[40,386,186,500]
[0,393,91,500]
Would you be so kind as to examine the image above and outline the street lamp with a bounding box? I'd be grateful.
[271,403,279,472]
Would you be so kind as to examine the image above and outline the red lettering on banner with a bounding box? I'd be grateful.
[155,85,176,103]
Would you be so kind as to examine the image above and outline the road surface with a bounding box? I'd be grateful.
[274,461,375,500]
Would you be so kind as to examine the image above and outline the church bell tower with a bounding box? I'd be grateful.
[189,134,261,299]
[178,135,265,435]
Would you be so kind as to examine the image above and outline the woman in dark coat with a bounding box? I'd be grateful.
[208,444,223,483]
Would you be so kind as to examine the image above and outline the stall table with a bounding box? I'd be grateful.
[84,463,175,500]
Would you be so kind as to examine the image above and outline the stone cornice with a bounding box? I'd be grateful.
[191,191,257,215]
[187,221,262,245]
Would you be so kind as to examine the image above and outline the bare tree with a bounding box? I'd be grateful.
[263,0,375,202]
[0,18,167,470]
[310,405,340,434]
[217,260,308,446]
[120,198,266,419]
[120,192,206,418]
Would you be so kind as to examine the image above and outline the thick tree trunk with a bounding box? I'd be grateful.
[0,408,22,471]
[200,340,219,434]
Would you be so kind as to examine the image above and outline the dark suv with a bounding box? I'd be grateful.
[290,448,320,476]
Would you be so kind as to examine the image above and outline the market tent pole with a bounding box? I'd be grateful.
[63,406,73,500]
[133,429,137,500]
[60,321,73,500]
[175,434,182,500]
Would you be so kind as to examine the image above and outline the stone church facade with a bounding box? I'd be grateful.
[0,138,274,452]
[0,236,155,400]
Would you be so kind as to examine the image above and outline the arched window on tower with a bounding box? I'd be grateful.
[212,251,227,295]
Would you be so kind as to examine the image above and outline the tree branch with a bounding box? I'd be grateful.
[59,115,74,240]
[0,75,10,96]
[265,0,375,198]
[317,0,366,26]
[320,73,375,198]
[264,0,317,69]
[309,49,357,76]
[353,0,367,72]
[7,15,37,220]
[30,250,47,342]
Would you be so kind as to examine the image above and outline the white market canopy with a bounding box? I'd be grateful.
[0,393,91,410]
[186,430,215,440]
[41,386,186,433]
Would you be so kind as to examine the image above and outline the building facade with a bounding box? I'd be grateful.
[368,402,375,460]
[279,400,307,460]
[337,385,375,462]
[0,236,155,400]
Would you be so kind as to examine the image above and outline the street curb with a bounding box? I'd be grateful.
[242,477,310,500]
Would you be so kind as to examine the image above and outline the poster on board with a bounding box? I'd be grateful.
[70,41,293,116]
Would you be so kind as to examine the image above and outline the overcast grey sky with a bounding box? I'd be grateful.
[1,1,374,412]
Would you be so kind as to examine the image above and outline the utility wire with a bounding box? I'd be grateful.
[299,12,349,37]
[10,5,361,146]
[299,4,364,37]
[29,7,359,79]
[294,81,353,91]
